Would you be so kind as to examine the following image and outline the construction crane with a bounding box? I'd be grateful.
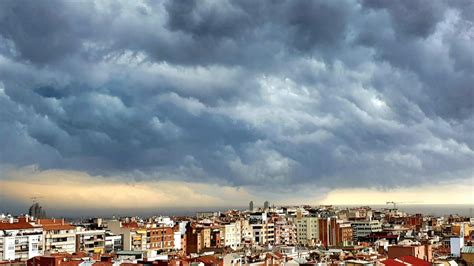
[386,201,420,209]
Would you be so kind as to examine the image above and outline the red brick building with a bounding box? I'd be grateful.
[147,226,175,251]
[318,217,353,247]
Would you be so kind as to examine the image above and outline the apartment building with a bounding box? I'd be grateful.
[185,223,223,254]
[273,218,296,246]
[351,220,382,240]
[132,228,147,251]
[318,217,353,247]
[221,221,242,250]
[293,212,319,246]
[0,217,43,261]
[146,226,175,251]
[105,232,123,253]
[251,222,274,246]
[107,220,145,252]
[240,219,254,245]
[37,218,76,254]
[75,228,106,254]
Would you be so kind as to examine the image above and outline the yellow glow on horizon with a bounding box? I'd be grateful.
[1,166,472,210]
[320,181,474,205]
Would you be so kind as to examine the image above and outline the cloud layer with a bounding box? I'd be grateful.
[0,0,473,210]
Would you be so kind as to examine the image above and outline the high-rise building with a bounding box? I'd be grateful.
[249,201,254,211]
[264,201,270,210]
[28,203,46,219]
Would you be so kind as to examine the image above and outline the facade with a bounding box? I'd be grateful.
[240,219,254,245]
[387,244,432,262]
[0,218,43,261]
[185,223,224,254]
[105,233,123,253]
[37,218,76,254]
[221,221,241,250]
[293,214,319,246]
[251,222,274,246]
[461,246,474,266]
[273,218,296,246]
[318,217,353,247]
[450,236,464,257]
[146,226,175,251]
[75,228,106,254]
[351,220,382,240]
[132,228,147,252]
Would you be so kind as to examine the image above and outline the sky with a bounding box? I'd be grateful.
[0,0,473,215]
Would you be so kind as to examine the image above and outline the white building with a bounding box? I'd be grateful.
[450,237,464,257]
[351,220,382,240]
[105,233,123,252]
[0,218,43,261]
[37,218,76,254]
[221,221,242,250]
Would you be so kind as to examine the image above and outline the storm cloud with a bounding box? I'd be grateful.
[0,0,473,200]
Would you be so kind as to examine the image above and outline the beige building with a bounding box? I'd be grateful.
[251,222,274,246]
[293,211,319,246]
[75,228,106,254]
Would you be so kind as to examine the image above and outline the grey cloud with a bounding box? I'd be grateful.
[0,0,472,198]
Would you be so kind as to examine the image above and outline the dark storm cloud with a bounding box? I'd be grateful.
[0,0,472,192]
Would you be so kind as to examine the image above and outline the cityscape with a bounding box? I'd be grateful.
[0,0,473,266]
[0,202,473,265]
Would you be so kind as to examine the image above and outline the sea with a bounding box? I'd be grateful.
[53,204,474,220]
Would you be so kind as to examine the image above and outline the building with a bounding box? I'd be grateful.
[173,221,187,251]
[28,203,47,219]
[251,222,274,246]
[450,236,464,257]
[104,232,123,253]
[273,218,296,246]
[351,220,382,240]
[37,218,76,254]
[264,201,270,210]
[185,223,220,254]
[146,226,175,252]
[106,220,147,252]
[249,201,254,212]
[221,221,241,250]
[318,217,353,247]
[293,211,319,246]
[0,217,43,261]
[460,246,474,266]
[75,228,106,254]
[223,253,242,266]
[387,244,432,262]
[240,219,254,245]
